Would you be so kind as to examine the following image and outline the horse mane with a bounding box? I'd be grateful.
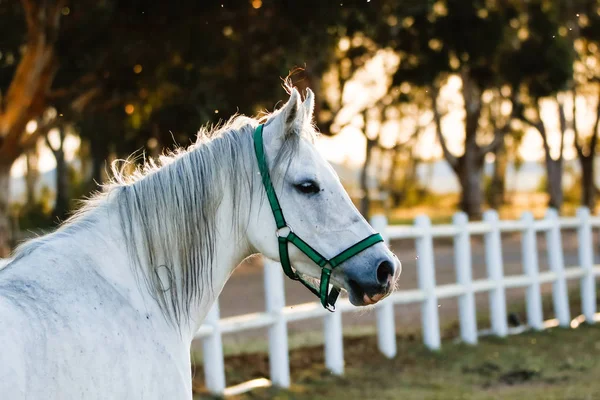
[9,104,318,325]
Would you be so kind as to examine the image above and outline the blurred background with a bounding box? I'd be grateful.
[4,0,600,253]
[3,1,600,398]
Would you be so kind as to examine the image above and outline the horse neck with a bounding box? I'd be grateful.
[109,129,257,341]
[185,187,254,337]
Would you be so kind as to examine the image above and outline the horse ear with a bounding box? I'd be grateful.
[302,88,315,124]
[276,88,301,139]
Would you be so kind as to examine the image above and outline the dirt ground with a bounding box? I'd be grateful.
[193,228,599,352]
[193,323,600,400]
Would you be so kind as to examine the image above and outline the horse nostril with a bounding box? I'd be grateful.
[376,260,394,286]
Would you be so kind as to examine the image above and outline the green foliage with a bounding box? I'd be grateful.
[498,1,574,98]
[0,0,25,91]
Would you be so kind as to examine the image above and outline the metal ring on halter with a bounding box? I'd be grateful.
[275,224,293,238]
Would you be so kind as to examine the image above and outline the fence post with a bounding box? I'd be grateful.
[483,210,508,337]
[415,215,441,350]
[324,309,344,375]
[202,302,226,395]
[521,212,544,330]
[577,207,596,324]
[264,258,291,387]
[371,214,397,358]
[545,208,571,327]
[452,212,478,345]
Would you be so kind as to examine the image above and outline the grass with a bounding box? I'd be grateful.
[195,325,600,400]
[382,191,590,226]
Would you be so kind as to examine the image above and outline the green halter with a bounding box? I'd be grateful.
[253,124,384,311]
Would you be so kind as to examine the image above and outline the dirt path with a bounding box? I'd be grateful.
[194,229,599,349]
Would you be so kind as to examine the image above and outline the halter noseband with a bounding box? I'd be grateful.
[253,124,384,311]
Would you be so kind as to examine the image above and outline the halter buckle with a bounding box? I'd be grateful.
[276,225,293,239]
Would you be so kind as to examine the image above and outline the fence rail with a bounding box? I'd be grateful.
[197,208,598,395]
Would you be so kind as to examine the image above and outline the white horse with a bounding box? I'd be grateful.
[0,88,401,399]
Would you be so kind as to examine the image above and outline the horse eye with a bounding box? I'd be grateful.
[294,180,321,195]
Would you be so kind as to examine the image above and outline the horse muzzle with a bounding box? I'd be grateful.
[343,255,401,306]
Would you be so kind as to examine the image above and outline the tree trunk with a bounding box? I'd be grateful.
[0,163,12,258]
[387,150,401,207]
[458,73,483,220]
[25,148,39,208]
[546,156,563,210]
[457,152,484,220]
[401,154,419,198]
[517,100,565,212]
[0,0,65,256]
[53,147,69,222]
[574,83,599,212]
[432,71,485,220]
[360,139,376,217]
[46,128,70,222]
[581,154,595,210]
[487,139,507,209]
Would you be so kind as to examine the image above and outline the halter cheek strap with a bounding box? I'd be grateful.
[253,124,383,311]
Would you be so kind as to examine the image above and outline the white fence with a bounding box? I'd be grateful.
[195,207,600,396]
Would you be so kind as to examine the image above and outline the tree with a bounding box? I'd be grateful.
[485,91,509,209]
[571,2,600,210]
[0,0,378,253]
[382,0,516,219]
[44,126,69,222]
[486,109,526,209]
[0,0,66,256]
[500,0,574,211]
[24,145,39,208]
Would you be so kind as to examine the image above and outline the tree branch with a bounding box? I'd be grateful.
[21,0,40,38]
[429,85,458,169]
[572,86,583,158]
[18,117,57,152]
[47,73,100,102]
[71,87,103,114]
[479,92,509,157]
[0,0,66,162]
[557,97,567,161]
[516,111,540,133]
[44,131,57,154]
[512,90,545,135]
[392,121,426,153]
[527,99,551,157]
[479,127,507,156]
[590,83,600,156]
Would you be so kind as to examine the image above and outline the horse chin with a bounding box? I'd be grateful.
[345,280,393,307]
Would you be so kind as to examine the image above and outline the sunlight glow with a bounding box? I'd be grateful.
[13,45,600,183]
[316,56,592,168]
[10,130,81,178]
[25,120,38,134]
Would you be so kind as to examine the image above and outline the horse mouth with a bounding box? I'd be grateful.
[346,279,390,306]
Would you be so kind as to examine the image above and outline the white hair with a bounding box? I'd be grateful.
[9,91,318,324]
